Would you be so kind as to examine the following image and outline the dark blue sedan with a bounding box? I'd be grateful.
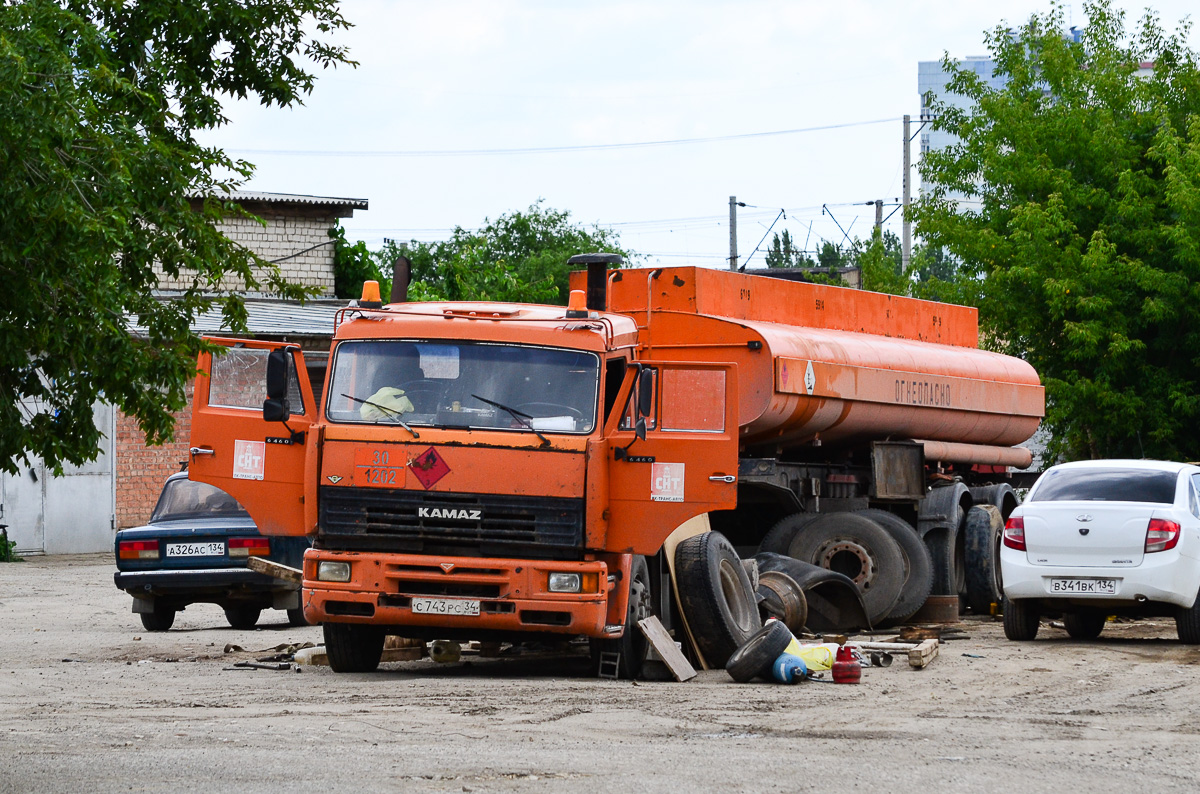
[113,473,310,631]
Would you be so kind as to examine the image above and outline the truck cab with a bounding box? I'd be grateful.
[188,274,739,674]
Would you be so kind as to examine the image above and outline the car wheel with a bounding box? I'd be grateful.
[787,513,906,626]
[676,531,761,668]
[856,509,934,625]
[224,605,262,630]
[324,622,385,672]
[725,620,794,683]
[1176,588,1200,644]
[1002,596,1040,641]
[589,555,651,679]
[286,607,311,627]
[1063,612,1106,639]
[140,605,176,632]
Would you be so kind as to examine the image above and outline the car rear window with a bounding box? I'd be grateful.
[1030,468,1178,504]
[151,479,251,522]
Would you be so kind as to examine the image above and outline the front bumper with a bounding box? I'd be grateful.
[303,550,612,637]
[1000,546,1200,609]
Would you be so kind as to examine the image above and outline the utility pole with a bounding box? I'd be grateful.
[902,115,912,271]
[874,199,883,231]
[729,196,739,270]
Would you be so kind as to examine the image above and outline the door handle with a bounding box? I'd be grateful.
[709,475,736,483]
[189,447,215,457]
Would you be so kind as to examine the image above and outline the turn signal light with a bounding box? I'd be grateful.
[1145,518,1181,553]
[229,537,270,558]
[118,540,159,560]
[1002,515,1026,551]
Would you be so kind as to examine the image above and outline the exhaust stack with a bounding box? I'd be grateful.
[568,253,623,312]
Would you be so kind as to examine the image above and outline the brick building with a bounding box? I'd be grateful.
[4,192,367,555]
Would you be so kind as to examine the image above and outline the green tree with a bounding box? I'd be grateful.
[375,202,629,305]
[0,0,352,474]
[763,230,816,268]
[912,0,1200,460]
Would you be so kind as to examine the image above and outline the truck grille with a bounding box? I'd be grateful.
[317,486,584,559]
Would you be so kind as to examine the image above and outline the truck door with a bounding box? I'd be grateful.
[188,337,316,536]
[606,361,739,555]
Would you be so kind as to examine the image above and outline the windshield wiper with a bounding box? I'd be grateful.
[470,394,550,447]
[340,393,419,439]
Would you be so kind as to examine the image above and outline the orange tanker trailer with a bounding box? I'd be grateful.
[187,257,1042,676]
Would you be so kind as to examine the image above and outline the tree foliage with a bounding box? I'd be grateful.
[375,202,629,305]
[0,0,352,474]
[912,1,1200,460]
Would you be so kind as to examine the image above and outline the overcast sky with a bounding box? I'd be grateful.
[203,1,1199,270]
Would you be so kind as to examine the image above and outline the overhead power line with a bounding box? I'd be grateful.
[228,118,896,159]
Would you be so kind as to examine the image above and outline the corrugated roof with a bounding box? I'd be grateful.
[192,190,369,209]
[130,297,345,339]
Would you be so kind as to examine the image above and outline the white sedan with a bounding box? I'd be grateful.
[1000,459,1200,643]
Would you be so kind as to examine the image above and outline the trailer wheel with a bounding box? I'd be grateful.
[324,622,386,672]
[964,505,1004,614]
[676,531,761,668]
[855,509,934,625]
[758,512,820,555]
[726,619,795,683]
[590,555,651,679]
[787,513,905,626]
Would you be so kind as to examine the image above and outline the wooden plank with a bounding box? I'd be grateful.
[908,638,939,669]
[851,641,919,651]
[246,556,302,584]
[637,616,696,682]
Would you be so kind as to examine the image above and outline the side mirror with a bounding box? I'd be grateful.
[263,348,292,422]
[637,368,654,418]
[634,416,647,441]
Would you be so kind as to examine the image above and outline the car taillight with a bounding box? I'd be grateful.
[1003,516,1026,551]
[229,537,270,558]
[118,540,160,560]
[1145,519,1181,553]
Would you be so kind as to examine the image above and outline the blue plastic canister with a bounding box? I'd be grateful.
[771,653,808,684]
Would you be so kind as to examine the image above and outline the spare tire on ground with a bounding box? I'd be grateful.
[754,552,871,633]
[756,571,808,635]
[675,531,762,668]
[786,512,905,626]
[964,504,1005,614]
[758,512,821,555]
[726,619,795,683]
[855,509,934,625]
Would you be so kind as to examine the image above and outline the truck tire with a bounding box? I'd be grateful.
[224,605,262,630]
[787,513,905,626]
[964,505,1004,614]
[675,531,761,668]
[324,622,386,672]
[1002,596,1040,641]
[925,510,966,600]
[855,509,933,625]
[287,607,311,627]
[756,571,808,635]
[590,555,651,679]
[139,605,176,632]
[758,512,820,555]
[1063,611,1106,640]
[726,620,794,683]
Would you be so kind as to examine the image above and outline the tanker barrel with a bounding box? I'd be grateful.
[568,253,624,312]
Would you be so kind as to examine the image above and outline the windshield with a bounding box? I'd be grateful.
[325,340,600,434]
[1029,467,1179,504]
[151,478,251,522]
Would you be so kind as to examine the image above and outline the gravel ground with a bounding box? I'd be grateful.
[3,553,1200,793]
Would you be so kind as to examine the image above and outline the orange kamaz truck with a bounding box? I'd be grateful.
[188,256,1043,675]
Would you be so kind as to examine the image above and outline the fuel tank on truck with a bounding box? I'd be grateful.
[577,266,1043,456]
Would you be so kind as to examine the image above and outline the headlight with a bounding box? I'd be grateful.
[548,572,582,593]
[317,561,351,582]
